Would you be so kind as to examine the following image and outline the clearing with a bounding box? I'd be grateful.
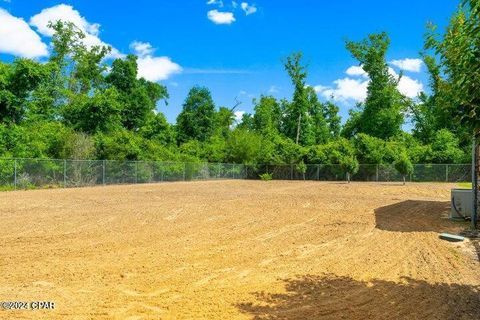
[0,181,479,319]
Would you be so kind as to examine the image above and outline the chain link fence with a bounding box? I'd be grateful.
[0,159,472,190]
[245,163,472,183]
[0,159,247,190]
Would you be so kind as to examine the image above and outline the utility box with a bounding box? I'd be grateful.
[451,189,473,220]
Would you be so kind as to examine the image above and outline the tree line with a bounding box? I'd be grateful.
[0,0,478,173]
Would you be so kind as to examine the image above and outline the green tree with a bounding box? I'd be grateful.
[226,129,263,164]
[176,86,216,143]
[394,153,414,185]
[345,33,407,139]
[215,107,235,138]
[340,155,359,183]
[0,59,47,123]
[424,0,480,137]
[430,129,465,164]
[106,55,168,131]
[323,101,342,139]
[62,88,122,134]
[253,95,282,137]
[283,52,308,145]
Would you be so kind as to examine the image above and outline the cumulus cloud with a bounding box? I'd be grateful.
[240,2,257,15]
[207,0,224,6]
[390,58,423,72]
[315,61,424,102]
[29,4,123,58]
[130,41,155,58]
[0,9,48,58]
[315,78,368,102]
[131,41,182,82]
[345,65,367,77]
[234,110,246,123]
[207,9,235,24]
[388,67,423,98]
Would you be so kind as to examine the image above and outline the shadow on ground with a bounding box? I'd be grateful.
[237,274,480,320]
[374,200,467,233]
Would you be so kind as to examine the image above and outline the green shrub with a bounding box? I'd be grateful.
[259,173,273,181]
[394,153,414,185]
[339,155,359,183]
[296,161,307,180]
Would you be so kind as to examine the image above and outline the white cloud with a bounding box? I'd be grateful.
[268,85,279,94]
[130,41,155,58]
[240,2,257,15]
[232,1,238,8]
[0,8,48,58]
[390,58,423,72]
[130,41,182,82]
[346,65,367,77]
[397,76,423,98]
[234,110,245,123]
[315,62,424,103]
[316,78,368,102]
[136,56,182,82]
[207,10,235,24]
[29,4,123,58]
[388,67,424,98]
[207,0,224,6]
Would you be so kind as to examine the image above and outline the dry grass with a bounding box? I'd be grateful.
[0,181,479,319]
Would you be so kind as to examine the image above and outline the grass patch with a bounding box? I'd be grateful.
[457,182,472,189]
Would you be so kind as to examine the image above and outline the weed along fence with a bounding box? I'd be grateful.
[0,158,472,190]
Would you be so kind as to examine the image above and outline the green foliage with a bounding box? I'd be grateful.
[394,154,414,176]
[283,53,309,145]
[345,33,407,140]
[354,133,386,164]
[225,129,263,164]
[253,95,282,137]
[259,172,273,181]
[429,129,466,163]
[340,156,359,183]
[425,0,480,136]
[394,153,414,184]
[176,86,216,144]
[296,160,307,180]
[0,17,474,171]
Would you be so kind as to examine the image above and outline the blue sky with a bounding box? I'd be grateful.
[0,0,459,124]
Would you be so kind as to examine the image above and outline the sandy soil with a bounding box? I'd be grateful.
[0,181,479,319]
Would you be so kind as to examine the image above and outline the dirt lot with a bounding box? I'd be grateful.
[0,181,479,319]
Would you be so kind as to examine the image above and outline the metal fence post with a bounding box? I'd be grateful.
[135,161,138,184]
[445,164,449,182]
[102,160,106,186]
[232,164,236,179]
[183,163,186,181]
[317,164,320,181]
[14,159,17,190]
[291,164,294,180]
[376,164,379,182]
[63,159,67,188]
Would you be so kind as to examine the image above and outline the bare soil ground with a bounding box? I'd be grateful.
[0,181,479,319]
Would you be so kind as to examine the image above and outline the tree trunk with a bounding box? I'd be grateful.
[295,113,302,145]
